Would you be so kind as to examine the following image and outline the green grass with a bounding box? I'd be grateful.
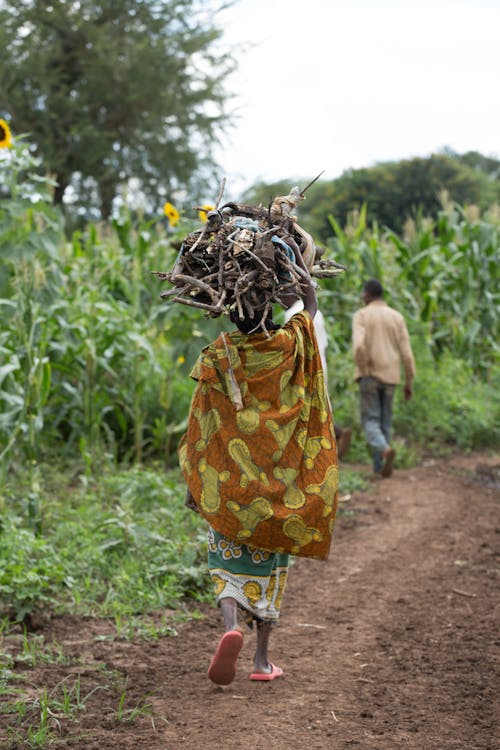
[0,462,209,623]
[0,454,372,632]
[339,466,369,494]
[2,342,499,628]
[392,346,500,451]
[0,658,159,748]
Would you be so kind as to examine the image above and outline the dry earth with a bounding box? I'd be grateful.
[1,451,499,749]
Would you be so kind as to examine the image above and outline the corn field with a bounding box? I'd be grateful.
[1,145,499,476]
[322,200,500,372]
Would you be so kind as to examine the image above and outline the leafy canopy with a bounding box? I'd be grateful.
[244,151,500,239]
[0,0,235,217]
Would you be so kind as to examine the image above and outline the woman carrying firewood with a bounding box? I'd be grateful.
[178,246,339,685]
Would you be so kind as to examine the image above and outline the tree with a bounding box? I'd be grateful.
[322,155,489,234]
[260,152,499,241]
[445,148,500,180]
[445,149,500,203]
[0,0,235,217]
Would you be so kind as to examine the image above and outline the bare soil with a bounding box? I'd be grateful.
[2,452,499,749]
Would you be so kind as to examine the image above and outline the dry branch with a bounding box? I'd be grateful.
[154,187,346,328]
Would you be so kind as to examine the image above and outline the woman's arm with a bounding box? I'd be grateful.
[293,242,318,319]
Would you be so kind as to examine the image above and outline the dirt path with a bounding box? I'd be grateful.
[2,452,499,749]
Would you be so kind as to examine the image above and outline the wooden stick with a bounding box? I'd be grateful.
[172,296,222,313]
[214,177,226,209]
[218,246,224,291]
[215,289,227,311]
[160,285,189,299]
[452,588,477,598]
[185,224,209,255]
[170,273,219,304]
[299,170,325,195]
[275,249,310,280]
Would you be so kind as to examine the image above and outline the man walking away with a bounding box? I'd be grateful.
[352,279,416,477]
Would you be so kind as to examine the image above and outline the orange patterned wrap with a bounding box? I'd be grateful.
[179,311,339,560]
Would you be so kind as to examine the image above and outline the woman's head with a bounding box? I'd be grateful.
[230,299,277,334]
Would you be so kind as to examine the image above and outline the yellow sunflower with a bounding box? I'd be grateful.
[0,119,13,149]
[198,204,215,223]
[163,202,180,228]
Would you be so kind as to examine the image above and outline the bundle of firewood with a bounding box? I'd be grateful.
[154,181,346,331]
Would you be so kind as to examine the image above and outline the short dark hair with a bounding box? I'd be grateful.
[363,279,383,298]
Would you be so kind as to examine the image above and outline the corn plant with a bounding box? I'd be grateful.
[2,134,499,476]
[322,200,500,376]
[387,203,500,373]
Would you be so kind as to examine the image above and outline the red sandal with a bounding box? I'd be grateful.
[207,629,244,685]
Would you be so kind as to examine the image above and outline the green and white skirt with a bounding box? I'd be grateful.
[207,527,289,624]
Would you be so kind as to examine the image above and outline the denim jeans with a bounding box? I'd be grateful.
[359,377,395,472]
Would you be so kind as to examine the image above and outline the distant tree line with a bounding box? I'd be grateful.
[244,150,500,238]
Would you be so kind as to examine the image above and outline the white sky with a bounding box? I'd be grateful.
[214,0,500,199]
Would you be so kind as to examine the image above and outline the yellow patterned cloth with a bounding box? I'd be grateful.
[179,311,339,560]
[207,527,289,623]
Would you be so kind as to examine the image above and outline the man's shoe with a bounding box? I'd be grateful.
[381,447,396,478]
[337,427,352,459]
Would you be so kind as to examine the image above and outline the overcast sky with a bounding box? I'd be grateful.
[214,0,500,199]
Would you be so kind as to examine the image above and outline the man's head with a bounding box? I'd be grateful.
[362,278,383,305]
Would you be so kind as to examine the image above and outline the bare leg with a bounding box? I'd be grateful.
[253,620,273,673]
[219,597,239,632]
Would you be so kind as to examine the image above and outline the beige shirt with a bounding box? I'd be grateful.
[352,300,416,385]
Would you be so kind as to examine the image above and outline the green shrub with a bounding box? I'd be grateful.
[1,135,498,473]
[0,521,67,622]
[0,465,209,622]
[394,347,500,450]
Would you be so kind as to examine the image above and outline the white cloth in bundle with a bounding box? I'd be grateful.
[284,301,328,383]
